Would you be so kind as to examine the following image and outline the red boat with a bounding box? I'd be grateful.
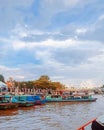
[0,102,18,110]
[77,115,104,130]
[77,118,96,130]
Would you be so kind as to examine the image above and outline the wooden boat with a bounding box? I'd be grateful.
[13,95,35,107]
[13,95,46,106]
[45,94,97,102]
[18,102,34,107]
[77,115,104,130]
[0,102,18,110]
[0,95,18,110]
[1,95,34,107]
[0,94,46,108]
[77,118,97,130]
[34,100,46,105]
[33,95,46,105]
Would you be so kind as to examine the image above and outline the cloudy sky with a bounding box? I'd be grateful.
[0,0,104,88]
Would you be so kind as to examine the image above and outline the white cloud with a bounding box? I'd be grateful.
[1,39,104,87]
[76,28,88,34]
[98,14,104,21]
[44,0,81,7]
[63,0,81,7]
[80,80,96,88]
[0,0,34,8]
[12,40,26,50]
[0,0,104,87]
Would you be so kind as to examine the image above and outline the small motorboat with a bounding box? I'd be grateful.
[91,115,104,130]
[77,115,104,130]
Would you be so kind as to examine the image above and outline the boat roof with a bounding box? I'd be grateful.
[0,81,8,91]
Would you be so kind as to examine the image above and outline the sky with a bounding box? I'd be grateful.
[0,0,104,88]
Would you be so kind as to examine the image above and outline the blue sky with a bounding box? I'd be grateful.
[0,0,104,88]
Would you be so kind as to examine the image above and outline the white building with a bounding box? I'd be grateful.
[0,81,8,92]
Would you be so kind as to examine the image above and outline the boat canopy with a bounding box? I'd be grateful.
[0,81,8,92]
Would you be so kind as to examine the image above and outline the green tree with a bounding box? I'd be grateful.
[39,75,50,81]
[14,75,66,90]
[33,75,65,90]
[0,74,5,82]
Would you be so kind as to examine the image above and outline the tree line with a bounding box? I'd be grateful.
[0,74,66,90]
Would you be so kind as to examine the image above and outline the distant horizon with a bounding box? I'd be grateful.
[0,0,104,87]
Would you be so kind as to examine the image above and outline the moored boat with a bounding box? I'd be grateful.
[33,95,46,105]
[18,102,34,107]
[13,95,35,107]
[45,93,97,102]
[0,95,18,110]
[13,95,46,106]
[0,102,18,110]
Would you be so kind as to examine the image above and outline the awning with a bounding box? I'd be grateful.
[0,81,8,92]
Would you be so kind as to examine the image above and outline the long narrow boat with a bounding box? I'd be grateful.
[13,95,46,106]
[0,102,18,110]
[18,102,34,107]
[77,115,104,130]
[13,95,35,107]
[46,95,97,102]
[2,95,34,107]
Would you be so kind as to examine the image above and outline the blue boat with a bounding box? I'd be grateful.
[13,95,46,106]
[32,95,46,105]
[2,94,46,107]
[13,95,35,107]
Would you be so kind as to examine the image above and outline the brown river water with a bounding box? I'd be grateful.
[0,95,104,130]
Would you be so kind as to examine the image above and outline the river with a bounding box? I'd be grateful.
[0,95,104,130]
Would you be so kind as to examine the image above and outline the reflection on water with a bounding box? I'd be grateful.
[0,109,18,116]
[0,95,104,130]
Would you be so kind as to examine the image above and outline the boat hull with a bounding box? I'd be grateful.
[0,103,18,110]
[46,98,97,102]
[14,95,46,106]
[18,102,34,107]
